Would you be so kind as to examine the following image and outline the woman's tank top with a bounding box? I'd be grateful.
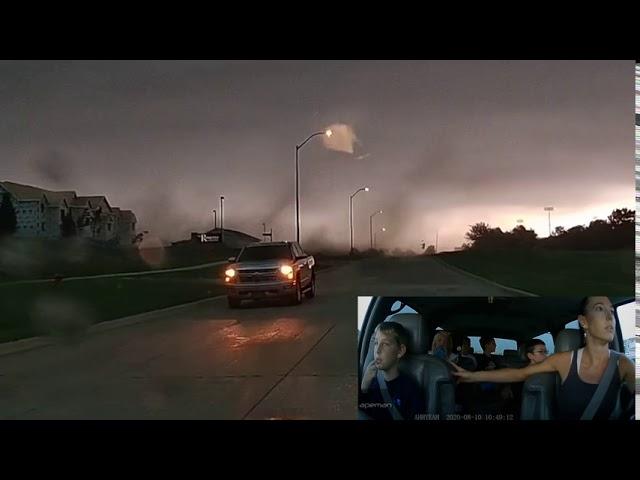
[557,348,621,420]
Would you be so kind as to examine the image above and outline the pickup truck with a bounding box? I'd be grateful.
[224,241,316,308]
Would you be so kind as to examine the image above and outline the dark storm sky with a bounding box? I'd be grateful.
[0,60,634,251]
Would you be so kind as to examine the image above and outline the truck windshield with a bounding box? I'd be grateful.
[237,245,293,262]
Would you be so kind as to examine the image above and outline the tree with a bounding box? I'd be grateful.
[425,245,436,255]
[607,208,634,228]
[0,193,17,237]
[465,222,492,242]
[553,226,566,236]
[510,225,537,248]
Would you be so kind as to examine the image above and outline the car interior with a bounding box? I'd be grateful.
[357,296,635,420]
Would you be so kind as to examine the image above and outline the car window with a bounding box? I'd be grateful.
[398,304,418,315]
[616,301,635,364]
[469,336,518,355]
[388,301,419,315]
[533,332,555,355]
[565,319,579,330]
[237,245,293,262]
[358,296,372,333]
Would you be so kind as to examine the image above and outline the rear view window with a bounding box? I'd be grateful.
[565,319,579,330]
[616,301,635,364]
[533,332,555,355]
[469,336,517,355]
[237,245,293,262]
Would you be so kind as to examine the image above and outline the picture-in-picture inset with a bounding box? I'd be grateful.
[357,296,635,421]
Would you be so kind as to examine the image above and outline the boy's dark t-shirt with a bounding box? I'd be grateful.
[359,372,425,420]
[476,354,498,371]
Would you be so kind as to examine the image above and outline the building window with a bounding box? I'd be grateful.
[60,210,64,221]
[131,223,135,231]
[42,222,45,231]
[41,203,44,213]
[107,224,112,232]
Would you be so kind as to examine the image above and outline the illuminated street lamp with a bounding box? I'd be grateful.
[369,209,383,249]
[295,128,333,244]
[350,186,369,254]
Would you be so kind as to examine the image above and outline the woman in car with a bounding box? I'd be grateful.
[450,296,635,420]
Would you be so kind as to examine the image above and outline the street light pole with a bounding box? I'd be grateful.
[350,186,370,255]
[374,227,386,249]
[295,129,333,245]
[544,206,554,237]
[212,209,217,230]
[369,209,383,249]
[220,196,225,244]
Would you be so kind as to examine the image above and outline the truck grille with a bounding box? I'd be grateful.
[237,269,279,283]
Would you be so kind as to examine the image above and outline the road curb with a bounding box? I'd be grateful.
[0,259,354,358]
[432,257,538,297]
[1,260,228,286]
[0,336,53,357]
[0,294,226,358]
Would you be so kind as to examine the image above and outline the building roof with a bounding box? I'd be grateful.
[0,181,49,201]
[1,182,135,222]
[44,191,77,206]
[204,228,260,243]
[75,195,111,211]
[118,209,137,223]
[245,241,291,247]
[0,181,83,209]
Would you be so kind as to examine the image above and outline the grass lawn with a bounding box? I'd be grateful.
[437,248,634,296]
[0,237,240,282]
[0,251,357,343]
[0,271,227,343]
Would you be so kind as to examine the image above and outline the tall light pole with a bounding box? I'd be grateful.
[544,206,554,237]
[350,186,370,255]
[435,230,439,253]
[212,209,217,230]
[369,209,383,249]
[220,196,225,244]
[374,227,386,249]
[295,128,333,245]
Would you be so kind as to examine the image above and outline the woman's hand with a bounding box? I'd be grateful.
[449,361,474,383]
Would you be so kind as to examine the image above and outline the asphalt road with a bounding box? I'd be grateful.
[0,256,530,419]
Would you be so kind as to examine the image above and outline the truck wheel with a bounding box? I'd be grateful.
[305,275,316,299]
[228,296,241,309]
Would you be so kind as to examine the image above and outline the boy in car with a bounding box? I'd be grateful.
[359,321,425,420]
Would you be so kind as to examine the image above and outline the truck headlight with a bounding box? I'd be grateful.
[280,265,293,276]
[225,268,236,278]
